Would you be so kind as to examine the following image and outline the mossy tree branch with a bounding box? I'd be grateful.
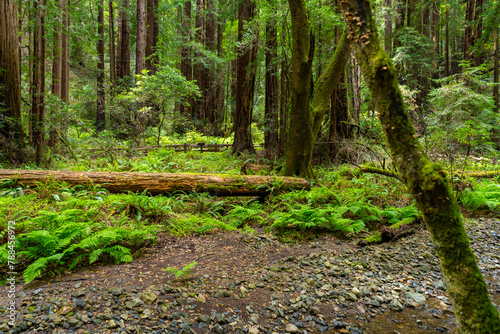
[340,0,500,332]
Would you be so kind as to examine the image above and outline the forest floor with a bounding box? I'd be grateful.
[1,218,499,334]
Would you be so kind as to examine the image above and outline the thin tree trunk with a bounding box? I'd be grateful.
[494,30,499,113]
[340,0,500,331]
[432,2,439,62]
[194,0,205,121]
[0,0,26,162]
[278,19,287,158]
[180,0,192,116]
[422,3,429,37]
[384,0,392,55]
[31,0,46,164]
[445,6,450,76]
[61,0,69,103]
[109,0,116,95]
[232,0,257,154]
[215,17,224,133]
[96,0,106,131]
[136,0,146,75]
[394,0,405,49]
[49,0,63,149]
[205,0,216,126]
[264,4,279,156]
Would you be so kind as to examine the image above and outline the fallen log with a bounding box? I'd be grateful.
[0,169,310,196]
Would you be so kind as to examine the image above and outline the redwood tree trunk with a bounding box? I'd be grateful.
[232,0,257,155]
[264,7,279,156]
[145,0,158,74]
[49,0,63,148]
[109,0,116,95]
[340,0,500,331]
[180,0,192,116]
[278,19,287,158]
[61,0,69,103]
[31,0,46,164]
[494,30,499,113]
[136,0,146,75]
[96,0,106,131]
[204,0,217,127]
[117,0,131,89]
[384,0,392,55]
[0,0,26,162]
[194,0,205,121]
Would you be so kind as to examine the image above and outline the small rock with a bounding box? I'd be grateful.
[389,299,404,311]
[248,327,260,334]
[285,323,300,333]
[405,292,426,305]
[108,319,118,328]
[197,294,207,303]
[57,305,73,315]
[433,281,446,291]
[141,290,157,304]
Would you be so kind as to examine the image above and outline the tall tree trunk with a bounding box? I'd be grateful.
[464,0,474,61]
[384,0,392,55]
[49,0,63,149]
[61,0,69,103]
[278,19,287,158]
[215,17,224,133]
[96,0,106,132]
[117,0,131,89]
[494,30,499,113]
[283,0,351,178]
[180,0,192,116]
[145,0,158,74]
[264,6,279,156]
[109,0,116,94]
[232,0,257,154]
[340,0,500,332]
[445,6,450,76]
[422,3,429,37]
[431,2,439,62]
[31,0,46,164]
[0,0,26,162]
[136,0,146,75]
[194,0,205,121]
[204,0,216,126]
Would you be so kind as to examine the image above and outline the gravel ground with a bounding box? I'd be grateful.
[1,218,499,334]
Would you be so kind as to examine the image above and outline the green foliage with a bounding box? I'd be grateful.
[427,63,500,158]
[225,201,265,227]
[460,180,500,211]
[163,261,197,279]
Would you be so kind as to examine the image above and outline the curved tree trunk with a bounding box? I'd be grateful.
[282,1,351,178]
[340,0,500,332]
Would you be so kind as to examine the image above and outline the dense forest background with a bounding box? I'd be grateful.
[1,0,499,170]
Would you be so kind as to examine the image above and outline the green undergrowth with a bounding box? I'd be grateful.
[460,179,500,215]
[5,159,497,283]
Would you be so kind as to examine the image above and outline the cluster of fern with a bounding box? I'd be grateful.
[460,180,500,212]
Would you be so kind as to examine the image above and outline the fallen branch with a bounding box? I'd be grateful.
[359,166,401,181]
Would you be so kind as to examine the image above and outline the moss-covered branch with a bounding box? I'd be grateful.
[340,0,500,331]
[359,166,401,181]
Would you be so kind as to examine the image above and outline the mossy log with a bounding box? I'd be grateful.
[341,0,500,331]
[360,167,500,182]
[0,169,310,196]
[358,217,419,246]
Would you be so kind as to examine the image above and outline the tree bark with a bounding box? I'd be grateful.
[30,0,46,165]
[61,0,69,103]
[495,30,499,113]
[145,0,157,74]
[340,0,500,331]
[180,0,193,116]
[384,0,392,55]
[96,0,106,132]
[264,6,279,156]
[0,169,311,196]
[49,0,63,148]
[117,0,131,89]
[445,6,450,76]
[0,0,26,162]
[109,0,116,94]
[136,0,146,75]
[232,0,257,155]
[283,0,351,178]
[204,0,217,127]
[278,19,288,158]
[194,0,205,121]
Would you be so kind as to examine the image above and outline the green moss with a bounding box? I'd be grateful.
[389,217,415,229]
[363,234,382,244]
